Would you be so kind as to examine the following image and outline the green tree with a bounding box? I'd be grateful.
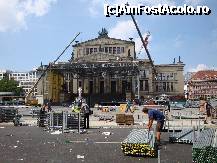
[0,78,24,96]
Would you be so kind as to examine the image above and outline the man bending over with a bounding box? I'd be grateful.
[142,107,165,145]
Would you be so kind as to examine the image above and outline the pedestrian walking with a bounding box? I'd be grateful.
[204,101,213,124]
[125,99,133,113]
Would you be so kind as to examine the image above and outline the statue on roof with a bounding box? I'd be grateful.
[98,28,108,38]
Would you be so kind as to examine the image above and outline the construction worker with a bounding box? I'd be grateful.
[125,99,133,113]
[142,107,165,145]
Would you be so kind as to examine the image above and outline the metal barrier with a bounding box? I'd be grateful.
[37,111,48,127]
[38,111,85,133]
[0,107,18,122]
[165,111,204,131]
[192,128,217,162]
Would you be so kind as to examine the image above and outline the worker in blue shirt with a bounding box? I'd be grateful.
[125,99,133,113]
[142,107,165,145]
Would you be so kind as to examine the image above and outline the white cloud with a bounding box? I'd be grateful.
[109,20,152,58]
[88,0,104,17]
[188,64,217,72]
[24,0,57,17]
[109,20,136,40]
[0,0,56,32]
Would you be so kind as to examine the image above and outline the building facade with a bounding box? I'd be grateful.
[9,70,39,96]
[188,70,217,100]
[37,30,185,105]
[0,70,10,80]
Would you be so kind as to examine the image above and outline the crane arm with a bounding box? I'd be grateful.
[129,14,157,76]
[25,32,81,99]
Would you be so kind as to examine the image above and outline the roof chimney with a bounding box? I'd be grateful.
[177,56,183,64]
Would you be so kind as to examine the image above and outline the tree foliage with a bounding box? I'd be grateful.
[0,78,24,96]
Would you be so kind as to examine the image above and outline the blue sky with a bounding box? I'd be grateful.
[0,0,216,73]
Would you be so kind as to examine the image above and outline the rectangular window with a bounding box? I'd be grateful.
[90,48,93,54]
[89,81,93,94]
[94,48,97,52]
[86,48,89,55]
[146,70,149,76]
[111,81,116,93]
[78,49,82,55]
[78,81,82,87]
[100,81,104,94]
[127,82,131,91]
[99,46,104,52]
[143,71,146,78]
[122,81,127,93]
[162,74,166,80]
[121,47,125,53]
[163,82,166,91]
[109,47,112,53]
[171,82,174,91]
[105,47,108,53]
[167,82,170,92]
[156,83,158,92]
[140,80,143,91]
[160,73,162,80]
[145,80,149,91]
[169,73,173,80]
[113,47,116,54]
[117,47,120,54]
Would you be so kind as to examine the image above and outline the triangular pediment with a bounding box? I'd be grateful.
[73,37,134,47]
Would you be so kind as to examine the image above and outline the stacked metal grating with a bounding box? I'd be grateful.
[121,129,156,157]
[53,113,63,127]
[192,128,217,163]
[47,112,64,129]
[41,112,85,130]
[0,107,18,122]
[169,129,194,144]
[37,111,48,127]
[67,113,85,129]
